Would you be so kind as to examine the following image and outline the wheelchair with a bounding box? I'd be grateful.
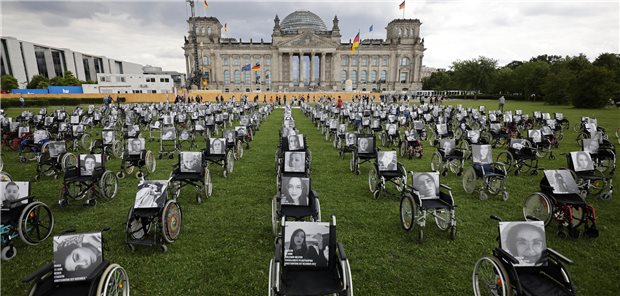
[169,151,211,204]
[473,216,576,296]
[117,137,157,179]
[276,149,312,192]
[89,130,122,160]
[1,181,54,260]
[462,145,509,201]
[368,151,407,199]
[19,129,50,163]
[399,129,424,159]
[496,139,539,176]
[158,126,178,159]
[523,169,599,239]
[268,217,353,296]
[350,135,377,175]
[399,172,456,242]
[431,139,466,176]
[126,180,182,252]
[583,137,616,176]
[565,152,613,200]
[35,141,77,181]
[271,175,321,237]
[204,137,235,178]
[21,229,130,296]
[338,132,358,160]
[59,154,119,208]
[380,123,400,147]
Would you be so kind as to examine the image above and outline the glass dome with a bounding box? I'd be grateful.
[280,11,328,33]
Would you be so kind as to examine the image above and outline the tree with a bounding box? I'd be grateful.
[450,56,498,97]
[491,67,515,94]
[570,66,616,108]
[593,53,620,84]
[512,61,550,101]
[505,60,523,70]
[529,54,562,64]
[27,75,49,89]
[1,75,19,92]
[63,71,82,86]
[49,75,65,86]
[541,68,573,105]
[422,71,455,90]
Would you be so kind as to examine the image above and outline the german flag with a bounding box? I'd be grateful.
[351,32,360,54]
[251,64,261,71]
[399,1,405,10]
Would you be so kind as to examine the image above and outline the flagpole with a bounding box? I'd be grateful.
[356,29,360,92]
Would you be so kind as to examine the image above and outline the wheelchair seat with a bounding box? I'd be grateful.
[517,270,573,296]
[474,163,505,178]
[27,261,109,296]
[418,191,453,210]
[64,167,104,182]
[279,190,320,218]
[281,268,344,296]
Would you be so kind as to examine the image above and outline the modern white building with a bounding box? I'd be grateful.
[82,73,175,94]
[1,36,145,87]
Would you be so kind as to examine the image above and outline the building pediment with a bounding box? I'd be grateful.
[275,31,339,49]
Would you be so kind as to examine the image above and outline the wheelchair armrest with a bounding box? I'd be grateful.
[311,190,319,199]
[8,196,32,206]
[274,241,283,263]
[496,247,520,265]
[337,242,348,260]
[546,248,573,265]
[440,184,452,191]
[21,262,53,283]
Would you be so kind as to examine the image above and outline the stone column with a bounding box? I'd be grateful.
[289,53,294,85]
[320,52,326,86]
[277,52,282,83]
[309,51,315,85]
[299,50,305,87]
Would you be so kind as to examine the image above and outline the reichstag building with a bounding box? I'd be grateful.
[183,11,425,92]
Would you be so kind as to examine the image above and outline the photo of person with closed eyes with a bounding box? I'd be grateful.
[134,181,167,209]
[284,152,306,173]
[280,176,309,206]
[53,232,103,282]
[412,172,439,199]
[500,221,546,267]
[284,222,329,268]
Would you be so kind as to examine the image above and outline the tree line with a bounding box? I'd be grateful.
[422,53,620,108]
[1,71,96,92]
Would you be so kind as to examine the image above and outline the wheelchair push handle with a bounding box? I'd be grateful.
[59,229,77,236]
[489,215,503,222]
[525,215,540,221]
[100,226,111,232]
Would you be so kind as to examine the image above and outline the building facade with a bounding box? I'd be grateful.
[183,11,425,92]
[81,73,175,94]
[1,36,145,88]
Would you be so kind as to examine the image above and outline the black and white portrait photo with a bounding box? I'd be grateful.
[134,181,168,209]
[280,176,309,206]
[126,125,139,137]
[288,135,304,151]
[528,130,542,143]
[377,151,397,171]
[284,152,306,173]
[472,145,493,164]
[33,130,48,143]
[413,121,424,130]
[72,125,84,135]
[544,170,579,194]
[440,139,455,155]
[436,124,447,135]
[338,124,347,135]
[127,138,145,155]
[180,152,202,173]
[235,126,247,137]
[163,115,173,125]
[179,130,191,140]
[387,124,398,135]
[583,139,599,154]
[510,139,528,151]
[224,130,235,143]
[161,127,176,140]
[18,126,30,138]
[45,116,54,126]
[0,181,30,207]
[70,115,80,124]
[345,133,357,146]
[412,172,439,199]
[209,138,225,155]
[284,221,329,268]
[214,113,223,123]
[194,120,205,131]
[206,116,215,125]
[102,131,114,145]
[79,154,102,176]
[53,232,103,283]
[150,120,161,129]
[58,122,68,132]
[48,141,66,158]
[500,221,546,267]
[357,137,374,153]
[571,151,594,172]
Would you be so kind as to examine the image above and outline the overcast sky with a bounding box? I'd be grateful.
[2,0,618,74]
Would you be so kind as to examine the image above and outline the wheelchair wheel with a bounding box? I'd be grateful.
[486,176,505,196]
[112,140,122,158]
[226,150,235,176]
[19,201,54,245]
[588,171,608,197]
[433,209,450,231]
[368,166,380,194]
[203,168,213,197]
[268,259,276,296]
[400,194,417,231]
[462,167,477,194]
[381,133,387,147]
[454,128,463,140]
[0,171,13,182]
[1,245,17,261]
[100,170,119,199]
[236,140,244,159]
[349,153,357,173]
[458,140,471,160]
[399,140,407,157]
[472,256,511,296]
[145,150,157,173]
[60,152,77,171]
[448,159,463,175]
[96,263,130,296]
[81,133,91,149]
[162,200,182,243]
[596,156,615,176]
[523,193,552,226]
[314,198,321,222]
[126,207,150,240]
[395,166,407,193]
[271,196,279,236]
[535,146,550,159]
[430,152,443,173]
[496,152,514,173]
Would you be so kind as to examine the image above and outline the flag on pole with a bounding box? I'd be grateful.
[399,1,405,10]
[369,25,373,32]
[224,23,228,32]
[251,64,261,71]
[351,32,360,53]
[241,64,251,71]
[203,1,209,8]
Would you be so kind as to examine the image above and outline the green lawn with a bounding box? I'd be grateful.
[1,100,619,295]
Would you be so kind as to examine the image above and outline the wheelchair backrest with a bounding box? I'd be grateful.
[18,126,30,137]
[528,130,542,143]
[127,138,145,155]
[161,127,176,140]
[472,145,493,164]
[283,151,307,173]
[70,115,80,124]
[47,141,67,158]
[134,180,168,209]
[285,134,306,151]
[208,138,226,155]
[436,123,447,136]
[541,126,553,136]
[510,139,529,151]
[72,125,84,136]
[386,124,398,135]
[280,176,310,206]
[467,130,480,143]
[0,181,30,208]
[345,133,357,146]
[53,232,104,283]
[78,154,104,176]
[582,139,599,154]
[499,221,547,267]
[413,120,424,130]
[179,151,203,173]
[33,130,49,143]
[568,151,594,172]
[411,172,440,199]
[357,136,376,154]
[102,130,115,145]
[440,139,455,155]
[283,221,333,270]
[377,151,398,172]
[543,170,580,194]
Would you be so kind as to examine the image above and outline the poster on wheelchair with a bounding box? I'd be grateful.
[411,172,439,199]
[544,170,579,194]
[53,232,103,283]
[280,177,309,206]
[161,127,176,140]
[499,221,546,267]
[378,151,397,172]
[128,138,145,155]
[180,152,202,173]
[0,181,30,207]
[570,151,595,172]
[134,181,168,209]
[287,135,304,151]
[284,222,330,268]
[472,145,492,164]
[209,138,226,155]
[284,152,306,173]
[345,133,357,146]
[357,137,374,154]
[48,141,67,158]
[79,154,102,176]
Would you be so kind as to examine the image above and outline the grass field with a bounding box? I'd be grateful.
[1,100,619,295]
